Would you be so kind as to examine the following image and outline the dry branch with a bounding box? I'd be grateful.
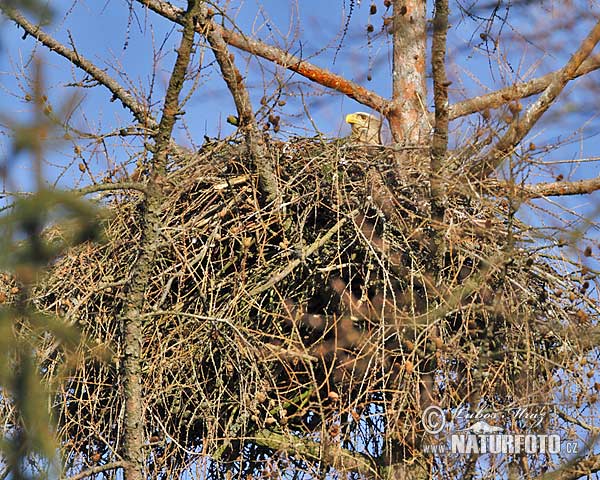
[0,4,156,130]
[494,177,600,199]
[136,0,388,113]
[450,54,600,120]
[530,177,600,197]
[201,6,279,203]
[475,20,600,177]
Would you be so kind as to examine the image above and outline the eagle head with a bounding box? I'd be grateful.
[345,112,382,145]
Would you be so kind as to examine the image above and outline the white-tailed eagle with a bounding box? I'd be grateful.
[345,112,382,145]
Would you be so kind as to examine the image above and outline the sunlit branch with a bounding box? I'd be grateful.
[201,6,279,203]
[474,20,600,178]
[136,0,388,113]
[450,54,600,120]
[494,177,600,199]
[0,3,156,130]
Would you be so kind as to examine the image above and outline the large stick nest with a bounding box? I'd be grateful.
[10,137,597,477]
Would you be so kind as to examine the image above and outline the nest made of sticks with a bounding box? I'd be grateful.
[4,136,596,478]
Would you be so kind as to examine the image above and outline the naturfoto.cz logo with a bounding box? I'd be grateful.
[421,405,579,455]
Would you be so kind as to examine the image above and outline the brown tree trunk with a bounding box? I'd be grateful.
[383,3,432,479]
[121,2,202,478]
[389,0,429,145]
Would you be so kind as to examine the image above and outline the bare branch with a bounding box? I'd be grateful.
[136,0,388,113]
[152,1,199,171]
[430,0,449,221]
[493,177,600,199]
[0,3,156,130]
[528,177,600,198]
[201,7,279,203]
[66,461,128,480]
[119,2,203,478]
[475,20,600,177]
[534,455,600,480]
[450,54,600,120]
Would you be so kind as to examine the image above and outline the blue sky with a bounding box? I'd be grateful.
[0,0,599,274]
[0,1,599,175]
[1,2,600,478]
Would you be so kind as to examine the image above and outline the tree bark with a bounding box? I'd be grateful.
[430,0,450,224]
[120,1,202,478]
[389,0,429,144]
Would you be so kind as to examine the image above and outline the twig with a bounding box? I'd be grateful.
[200,6,279,203]
[0,4,155,130]
[450,54,600,120]
[475,20,600,178]
[248,211,357,296]
[65,461,128,480]
[136,0,387,114]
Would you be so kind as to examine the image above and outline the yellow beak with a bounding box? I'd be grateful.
[345,113,360,125]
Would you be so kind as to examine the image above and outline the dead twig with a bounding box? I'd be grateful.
[0,4,155,130]
[475,20,600,177]
[450,54,600,121]
[200,6,279,203]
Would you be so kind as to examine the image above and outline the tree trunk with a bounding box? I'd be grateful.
[121,2,202,478]
[389,0,429,145]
